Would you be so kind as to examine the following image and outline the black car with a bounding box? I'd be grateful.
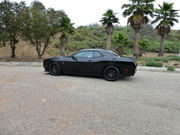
[43,49,136,81]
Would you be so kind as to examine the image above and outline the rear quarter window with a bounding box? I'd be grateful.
[94,52,103,57]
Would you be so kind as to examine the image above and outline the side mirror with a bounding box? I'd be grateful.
[72,55,77,60]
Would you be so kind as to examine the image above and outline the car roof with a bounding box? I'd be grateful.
[79,49,107,52]
[77,49,119,56]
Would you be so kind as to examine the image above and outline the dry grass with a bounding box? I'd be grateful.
[0,40,54,62]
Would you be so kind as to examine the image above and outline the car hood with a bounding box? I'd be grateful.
[43,56,68,62]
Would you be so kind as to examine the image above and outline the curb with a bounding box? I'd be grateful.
[137,66,180,73]
[0,62,42,67]
[0,62,180,73]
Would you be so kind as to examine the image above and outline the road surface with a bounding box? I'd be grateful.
[0,66,180,135]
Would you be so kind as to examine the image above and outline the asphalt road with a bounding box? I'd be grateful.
[0,66,180,135]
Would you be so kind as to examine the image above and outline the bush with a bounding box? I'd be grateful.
[167,66,175,71]
[146,41,160,52]
[168,56,180,61]
[146,61,163,67]
[153,57,169,62]
[164,41,180,53]
[146,40,180,53]
[124,48,133,55]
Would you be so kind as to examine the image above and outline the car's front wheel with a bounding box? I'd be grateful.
[49,62,61,76]
[103,66,120,81]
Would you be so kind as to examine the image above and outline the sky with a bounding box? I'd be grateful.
[4,0,180,29]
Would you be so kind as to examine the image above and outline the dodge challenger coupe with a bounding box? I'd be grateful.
[43,49,137,81]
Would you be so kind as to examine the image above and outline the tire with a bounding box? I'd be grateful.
[49,62,61,76]
[103,66,120,81]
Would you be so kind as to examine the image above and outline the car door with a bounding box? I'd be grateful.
[89,51,104,75]
[73,51,104,75]
[73,51,94,75]
[62,51,94,75]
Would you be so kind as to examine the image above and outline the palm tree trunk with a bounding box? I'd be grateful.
[158,36,165,56]
[106,34,111,50]
[119,47,123,56]
[134,31,140,58]
[60,33,67,56]
[61,43,65,56]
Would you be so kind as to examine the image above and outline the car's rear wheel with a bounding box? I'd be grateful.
[104,66,120,81]
[49,62,61,76]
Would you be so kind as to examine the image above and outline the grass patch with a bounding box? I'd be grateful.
[137,57,169,63]
[167,66,175,71]
[146,61,163,67]
[167,55,177,58]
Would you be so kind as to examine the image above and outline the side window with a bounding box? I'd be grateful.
[94,51,103,58]
[74,51,94,58]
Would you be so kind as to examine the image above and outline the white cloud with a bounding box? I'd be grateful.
[5,0,180,29]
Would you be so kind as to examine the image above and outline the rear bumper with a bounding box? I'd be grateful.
[121,64,137,76]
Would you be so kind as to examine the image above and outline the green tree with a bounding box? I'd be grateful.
[122,0,154,57]
[59,16,74,56]
[47,8,67,36]
[152,2,179,56]
[0,33,9,47]
[100,9,119,50]
[0,0,27,57]
[22,1,62,58]
[112,33,130,56]
[46,9,74,56]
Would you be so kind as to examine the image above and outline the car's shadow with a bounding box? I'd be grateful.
[44,72,135,82]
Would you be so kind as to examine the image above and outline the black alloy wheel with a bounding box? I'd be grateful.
[49,63,61,76]
[104,66,120,81]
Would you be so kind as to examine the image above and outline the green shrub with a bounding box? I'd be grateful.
[168,56,180,61]
[124,48,133,55]
[153,57,169,62]
[167,66,175,71]
[146,61,163,67]
[164,41,180,53]
[146,41,159,52]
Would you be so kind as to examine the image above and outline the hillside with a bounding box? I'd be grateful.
[0,25,180,62]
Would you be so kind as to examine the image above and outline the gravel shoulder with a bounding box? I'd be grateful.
[0,66,180,135]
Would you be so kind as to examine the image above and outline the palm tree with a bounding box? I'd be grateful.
[100,9,119,50]
[152,2,179,56]
[122,0,154,57]
[59,16,74,56]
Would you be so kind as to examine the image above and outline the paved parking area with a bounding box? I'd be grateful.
[0,66,180,135]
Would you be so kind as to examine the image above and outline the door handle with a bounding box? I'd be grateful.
[88,59,92,62]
